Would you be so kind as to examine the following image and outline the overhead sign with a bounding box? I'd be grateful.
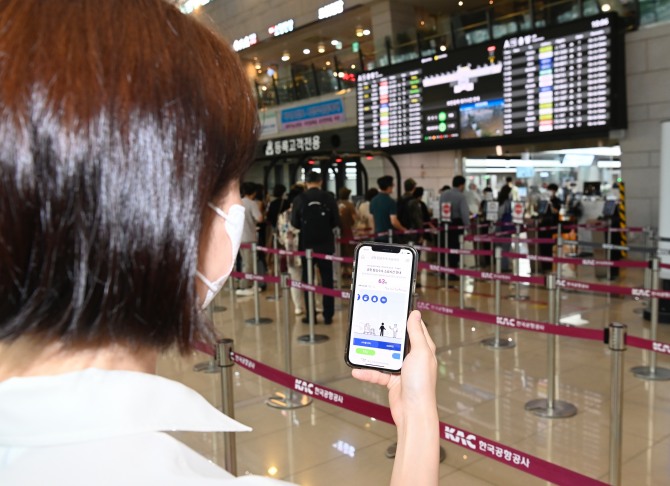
[264,135,322,156]
[232,33,257,52]
[269,19,294,37]
[281,99,345,130]
[318,0,344,20]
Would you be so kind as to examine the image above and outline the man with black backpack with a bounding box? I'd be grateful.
[291,171,340,324]
[396,178,423,243]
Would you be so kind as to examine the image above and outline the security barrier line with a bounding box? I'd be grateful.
[192,343,607,486]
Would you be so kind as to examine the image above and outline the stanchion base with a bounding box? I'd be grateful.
[630,366,670,381]
[481,337,516,349]
[506,295,530,301]
[297,333,330,344]
[245,317,273,325]
[384,442,446,463]
[266,391,313,409]
[524,399,577,418]
[266,295,281,302]
[193,360,218,374]
[213,305,227,312]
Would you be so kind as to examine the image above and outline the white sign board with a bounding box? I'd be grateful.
[486,201,499,222]
[512,202,525,225]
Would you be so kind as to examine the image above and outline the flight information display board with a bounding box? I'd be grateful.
[357,15,625,152]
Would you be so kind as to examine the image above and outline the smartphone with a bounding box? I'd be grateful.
[344,243,418,373]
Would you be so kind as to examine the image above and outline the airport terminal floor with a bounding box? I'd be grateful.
[157,252,670,486]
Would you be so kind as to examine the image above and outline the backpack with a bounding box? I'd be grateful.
[299,193,334,249]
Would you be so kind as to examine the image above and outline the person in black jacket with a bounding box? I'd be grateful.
[291,171,340,324]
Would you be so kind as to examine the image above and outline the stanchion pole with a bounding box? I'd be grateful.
[533,221,540,275]
[554,224,563,324]
[459,234,465,309]
[606,225,613,281]
[245,243,272,325]
[267,273,313,409]
[631,258,670,380]
[444,223,450,290]
[481,247,515,349]
[608,322,627,486]
[489,221,495,273]
[388,228,394,244]
[334,227,342,290]
[297,249,329,344]
[193,304,219,373]
[524,274,577,418]
[266,233,281,302]
[216,338,238,476]
[508,224,529,301]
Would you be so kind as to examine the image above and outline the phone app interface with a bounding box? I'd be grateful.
[348,246,414,370]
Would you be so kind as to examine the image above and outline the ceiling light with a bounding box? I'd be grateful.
[254,62,261,70]
[331,39,339,46]
[356,27,364,37]
[351,64,356,69]
[318,43,326,53]
[325,61,331,66]
[303,48,311,55]
[458,0,463,5]
[601,3,611,11]
[363,29,371,36]
[281,51,290,62]
[439,45,447,52]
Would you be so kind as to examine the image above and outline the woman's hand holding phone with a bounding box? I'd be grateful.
[352,310,439,486]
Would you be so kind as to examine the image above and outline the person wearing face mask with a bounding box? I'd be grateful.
[0,2,441,485]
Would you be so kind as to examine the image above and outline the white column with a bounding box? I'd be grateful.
[659,121,670,279]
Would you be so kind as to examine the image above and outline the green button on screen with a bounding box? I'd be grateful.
[356,348,376,356]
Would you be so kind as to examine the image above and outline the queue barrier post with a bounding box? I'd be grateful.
[489,221,495,273]
[508,224,529,301]
[631,258,670,380]
[481,246,515,349]
[245,243,272,325]
[298,249,329,344]
[525,274,577,418]
[444,223,450,289]
[193,303,219,374]
[606,226,613,282]
[216,338,239,476]
[266,233,281,302]
[334,227,342,290]
[267,273,313,409]
[388,228,394,244]
[607,322,626,486]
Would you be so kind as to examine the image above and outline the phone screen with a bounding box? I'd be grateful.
[345,243,417,373]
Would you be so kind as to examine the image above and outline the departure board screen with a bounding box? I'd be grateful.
[357,15,625,152]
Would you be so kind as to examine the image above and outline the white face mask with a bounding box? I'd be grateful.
[197,202,246,309]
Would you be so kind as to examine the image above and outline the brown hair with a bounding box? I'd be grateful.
[0,0,258,352]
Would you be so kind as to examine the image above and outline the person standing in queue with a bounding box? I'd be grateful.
[370,175,407,242]
[291,171,340,324]
[237,182,264,296]
[439,175,470,279]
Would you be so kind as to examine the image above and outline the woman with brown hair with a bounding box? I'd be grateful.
[0,1,439,484]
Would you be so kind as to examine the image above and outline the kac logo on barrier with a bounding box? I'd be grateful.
[357,294,388,303]
[294,379,314,395]
[444,426,477,450]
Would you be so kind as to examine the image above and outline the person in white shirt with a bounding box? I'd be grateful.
[238,182,264,294]
[0,1,440,485]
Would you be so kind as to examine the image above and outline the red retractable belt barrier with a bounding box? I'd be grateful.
[502,251,648,269]
[191,344,606,486]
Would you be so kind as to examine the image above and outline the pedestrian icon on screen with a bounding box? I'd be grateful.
[379,323,386,337]
[392,324,398,338]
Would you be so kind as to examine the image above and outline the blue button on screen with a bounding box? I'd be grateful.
[392,353,401,360]
[353,338,401,351]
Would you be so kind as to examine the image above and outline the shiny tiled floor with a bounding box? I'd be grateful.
[158,255,670,485]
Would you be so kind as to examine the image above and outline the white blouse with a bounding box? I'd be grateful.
[0,369,294,485]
